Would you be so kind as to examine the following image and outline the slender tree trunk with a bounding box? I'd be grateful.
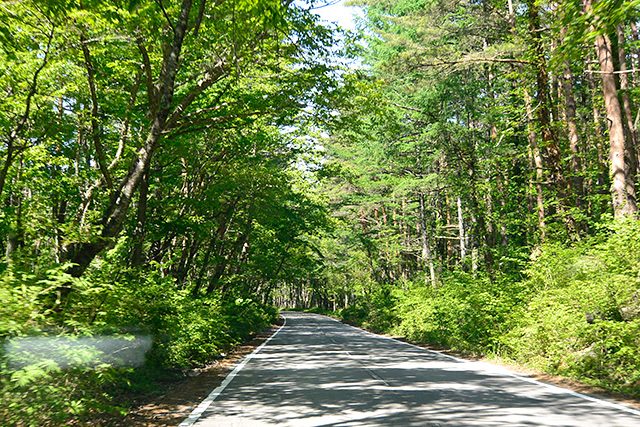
[525,91,547,239]
[65,0,194,277]
[5,157,24,263]
[192,243,213,297]
[589,12,638,217]
[5,193,23,263]
[445,194,453,264]
[419,192,436,288]
[496,173,509,246]
[470,213,478,275]
[559,35,585,212]
[615,25,639,175]
[80,31,113,189]
[208,206,255,295]
[130,162,150,266]
[586,61,610,202]
[457,195,466,262]
[0,145,14,204]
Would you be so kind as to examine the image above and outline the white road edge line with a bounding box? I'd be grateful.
[177,315,288,427]
[335,316,640,419]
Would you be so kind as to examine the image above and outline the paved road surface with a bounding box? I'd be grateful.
[180,312,640,426]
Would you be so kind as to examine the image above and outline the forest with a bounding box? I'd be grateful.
[1,0,640,425]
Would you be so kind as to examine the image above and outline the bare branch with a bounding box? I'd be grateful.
[193,0,206,37]
[81,31,113,189]
[136,35,158,115]
[155,0,176,34]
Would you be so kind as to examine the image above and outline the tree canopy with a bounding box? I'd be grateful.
[2,0,640,424]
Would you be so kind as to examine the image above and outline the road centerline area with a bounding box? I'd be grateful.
[182,312,640,426]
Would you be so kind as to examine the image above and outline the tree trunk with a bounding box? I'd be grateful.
[0,140,15,204]
[5,192,23,263]
[524,91,547,239]
[65,0,194,277]
[586,60,610,204]
[592,25,637,217]
[419,192,436,288]
[457,195,466,262]
[80,31,113,189]
[130,162,150,267]
[615,25,639,177]
[559,29,585,214]
[207,206,255,295]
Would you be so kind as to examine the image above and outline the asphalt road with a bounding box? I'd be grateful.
[180,311,640,426]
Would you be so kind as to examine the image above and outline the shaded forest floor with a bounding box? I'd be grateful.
[112,315,639,427]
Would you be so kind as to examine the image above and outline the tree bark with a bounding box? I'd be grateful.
[588,10,638,217]
[80,31,113,189]
[130,162,150,267]
[559,34,585,212]
[207,206,255,295]
[65,0,194,277]
[615,25,639,177]
[419,192,436,288]
[586,60,610,205]
[524,91,546,239]
[456,195,466,262]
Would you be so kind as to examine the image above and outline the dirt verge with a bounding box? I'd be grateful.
[116,319,284,427]
[116,315,639,426]
[372,330,640,411]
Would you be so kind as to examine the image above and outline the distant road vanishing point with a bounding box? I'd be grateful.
[179,311,640,427]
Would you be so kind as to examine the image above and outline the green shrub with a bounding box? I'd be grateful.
[0,259,278,426]
[502,220,640,396]
[339,284,398,332]
[394,273,527,354]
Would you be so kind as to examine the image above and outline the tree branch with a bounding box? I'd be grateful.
[155,0,176,34]
[0,27,54,199]
[165,64,228,129]
[136,35,158,116]
[81,30,113,189]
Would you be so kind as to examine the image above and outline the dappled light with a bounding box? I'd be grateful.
[189,313,640,426]
[2,0,640,424]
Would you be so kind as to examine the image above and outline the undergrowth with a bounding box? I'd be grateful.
[0,258,276,426]
[337,219,640,398]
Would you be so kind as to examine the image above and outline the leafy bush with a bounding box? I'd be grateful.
[394,273,528,353]
[0,259,278,426]
[339,284,398,332]
[502,220,640,396]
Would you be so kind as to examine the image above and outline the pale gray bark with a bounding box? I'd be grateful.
[419,192,436,288]
[67,0,195,277]
[457,196,466,261]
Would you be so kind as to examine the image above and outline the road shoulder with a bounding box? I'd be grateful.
[118,319,284,427]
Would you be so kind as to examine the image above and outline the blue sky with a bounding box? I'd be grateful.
[308,0,362,31]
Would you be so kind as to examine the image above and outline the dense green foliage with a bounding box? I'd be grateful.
[2,0,640,424]
[302,0,640,401]
[0,0,338,424]
[1,265,276,425]
[335,221,640,396]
